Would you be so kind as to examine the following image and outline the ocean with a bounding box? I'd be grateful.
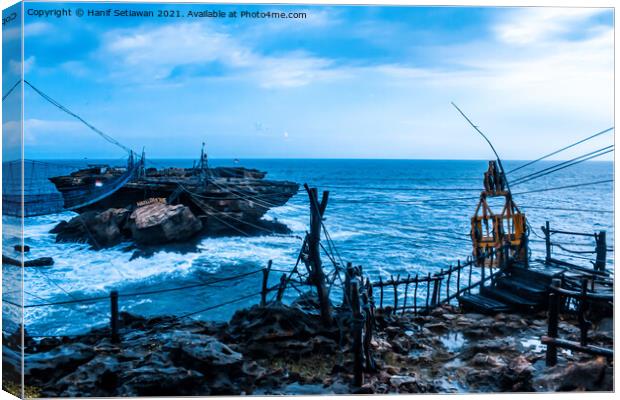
[2,159,614,336]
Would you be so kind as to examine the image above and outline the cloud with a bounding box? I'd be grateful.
[24,21,54,37]
[9,56,36,75]
[2,120,22,148]
[24,118,84,144]
[99,22,342,88]
[493,8,609,45]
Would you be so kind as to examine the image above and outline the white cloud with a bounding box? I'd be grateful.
[2,120,22,148]
[24,119,84,144]
[24,21,53,37]
[99,22,344,88]
[10,56,36,74]
[493,8,608,45]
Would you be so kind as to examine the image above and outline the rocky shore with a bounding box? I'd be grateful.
[3,302,613,396]
[50,202,290,249]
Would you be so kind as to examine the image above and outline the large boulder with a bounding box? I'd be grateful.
[126,203,203,245]
[51,208,130,248]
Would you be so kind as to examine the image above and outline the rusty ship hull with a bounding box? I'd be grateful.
[48,164,299,235]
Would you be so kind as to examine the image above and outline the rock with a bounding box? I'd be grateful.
[545,358,610,391]
[390,375,416,387]
[471,353,505,368]
[14,244,30,252]
[127,203,202,245]
[425,322,448,332]
[2,255,54,267]
[57,355,121,397]
[498,356,533,391]
[24,257,55,267]
[354,383,375,394]
[25,343,96,386]
[52,208,130,248]
[163,330,243,371]
[227,304,338,358]
[118,364,205,396]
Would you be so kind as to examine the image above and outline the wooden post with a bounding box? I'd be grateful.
[110,290,119,343]
[468,261,473,294]
[544,221,551,264]
[379,276,384,310]
[362,282,376,372]
[456,260,461,296]
[392,274,399,313]
[261,260,272,306]
[430,274,440,307]
[425,273,431,311]
[351,279,363,387]
[343,262,354,307]
[446,266,452,300]
[402,274,410,315]
[578,279,590,347]
[276,274,287,302]
[304,184,332,325]
[594,231,607,272]
[413,274,419,315]
[546,279,561,366]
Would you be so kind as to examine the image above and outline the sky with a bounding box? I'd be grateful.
[2,2,615,160]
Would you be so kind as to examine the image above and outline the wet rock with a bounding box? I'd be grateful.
[57,355,121,397]
[163,330,243,371]
[537,358,610,392]
[471,353,506,368]
[14,244,30,252]
[51,208,130,247]
[227,304,338,358]
[118,364,205,396]
[497,356,533,391]
[24,257,55,267]
[25,343,96,386]
[2,255,54,267]
[390,374,416,387]
[127,203,202,245]
[354,383,375,394]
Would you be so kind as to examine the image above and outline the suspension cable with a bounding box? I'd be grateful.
[513,179,613,196]
[511,146,614,186]
[2,79,21,101]
[507,127,614,174]
[24,80,133,154]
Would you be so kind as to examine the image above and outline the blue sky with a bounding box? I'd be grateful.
[3,3,614,160]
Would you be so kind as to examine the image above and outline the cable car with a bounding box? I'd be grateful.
[471,161,528,267]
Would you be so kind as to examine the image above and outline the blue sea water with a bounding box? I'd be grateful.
[2,159,614,336]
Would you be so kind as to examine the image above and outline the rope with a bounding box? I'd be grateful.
[507,127,614,174]
[24,80,132,154]
[513,179,613,196]
[22,269,264,308]
[2,79,21,101]
[180,183,290,235]
[511,146,614,186]
[170,290,265,320]
[552,243,597,255]
[321,185,480,192]
[119,269,263,298]
[522,205,613,214]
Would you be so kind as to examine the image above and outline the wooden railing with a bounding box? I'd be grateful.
[370,248,505,315]
[542,278,613,366]
[541,220,609,275]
